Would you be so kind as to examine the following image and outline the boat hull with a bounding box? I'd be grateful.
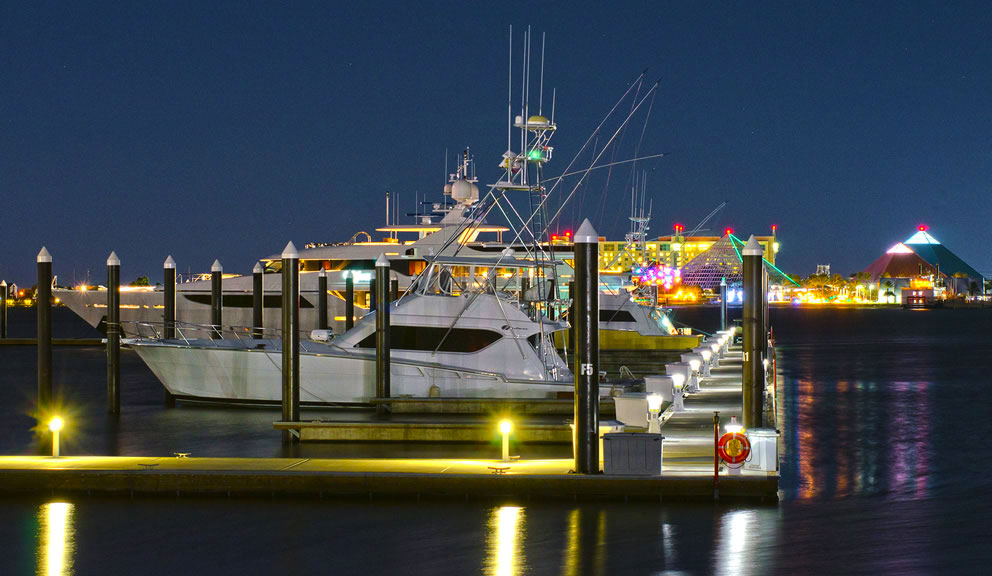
[129,341,575,404]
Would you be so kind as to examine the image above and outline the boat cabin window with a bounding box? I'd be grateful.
[599,310,637,323]
[356,326,502,353]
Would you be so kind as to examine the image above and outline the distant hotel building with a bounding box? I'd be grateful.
[599,227,779,272]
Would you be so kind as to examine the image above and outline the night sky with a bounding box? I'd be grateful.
[2,2,990,286]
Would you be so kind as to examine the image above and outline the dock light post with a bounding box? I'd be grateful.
[719,277,728,331]
[281,242,300,443]
[671,373,685,412]
[647,394,663,434]
[696,347,712,377]
[709,340,722,368]
[689,357,701,391]
[1,279,7,339]
[37,247,53,423]
[163,256,177,408]
[573,219,600,475]
[252,262,263,338]
[49,417,63,457]
[106,252,121,415]
[210,259,223,339]
[500,420,513,462]
[375,254,391,415]
[317,268,328,331]
[741,235,765,429]
[345,274,355,330]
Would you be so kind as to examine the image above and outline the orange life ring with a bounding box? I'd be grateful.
[717,432,751,464]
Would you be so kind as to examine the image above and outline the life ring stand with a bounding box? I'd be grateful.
[717,432,751,464]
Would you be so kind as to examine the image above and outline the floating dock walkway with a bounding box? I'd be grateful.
[0,454,776,502]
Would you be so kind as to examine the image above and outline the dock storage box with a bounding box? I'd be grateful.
[743,428,780,474]
[613,393,648,427]
[603,433,663,475]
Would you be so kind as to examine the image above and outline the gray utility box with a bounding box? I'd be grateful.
[603,433,663,476]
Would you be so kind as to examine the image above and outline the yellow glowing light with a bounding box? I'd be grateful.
[48,417,64,433]
[488,506,523,576]
[499,420,513,435]
[41,502,74,576]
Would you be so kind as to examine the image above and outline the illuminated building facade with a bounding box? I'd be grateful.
[599,227,779,272]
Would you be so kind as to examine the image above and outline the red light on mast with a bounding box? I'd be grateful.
[771,225,777,232]
[918,224,928,232]
[724,228,733,236]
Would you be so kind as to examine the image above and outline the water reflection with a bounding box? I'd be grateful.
[562,508,605,576]
[786,372,934,501]
[716,509,756,574]
[486,506,524,576]
[38,502,74,576]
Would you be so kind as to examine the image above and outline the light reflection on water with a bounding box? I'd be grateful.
[487,506,523,576]
[38,502,74,576]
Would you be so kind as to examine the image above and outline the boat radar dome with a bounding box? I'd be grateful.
[527,115,550,128]
[450,178,478,204]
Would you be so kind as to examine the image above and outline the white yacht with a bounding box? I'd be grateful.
[124,258,581,404]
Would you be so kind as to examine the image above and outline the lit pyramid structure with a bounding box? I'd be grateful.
[864,226,984,294]
[679,233,798,290]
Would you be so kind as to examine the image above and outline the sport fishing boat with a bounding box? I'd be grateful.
[123,252,589,404]
[122,30,674,404]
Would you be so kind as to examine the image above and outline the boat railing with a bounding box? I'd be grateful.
[121,321,327,352]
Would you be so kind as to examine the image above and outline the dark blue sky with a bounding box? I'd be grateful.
[2,2,990,285]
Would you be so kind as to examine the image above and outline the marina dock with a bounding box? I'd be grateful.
[0,454,777,502]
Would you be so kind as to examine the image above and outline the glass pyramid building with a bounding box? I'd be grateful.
[679,234,799,290]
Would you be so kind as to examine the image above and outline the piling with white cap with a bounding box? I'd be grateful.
[163,256,177,407]
[37,247,53,453]
[741,235,765,428]
[375,253,391,414]
[573,219,600,474]
[252,262,264,338]
[281,242,300,442]
[107,251,121,414]
[210,259,223,339]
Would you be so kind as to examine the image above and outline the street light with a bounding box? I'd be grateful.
[671,371,686,412]
[49,417,64,457]
[499,420,513,463]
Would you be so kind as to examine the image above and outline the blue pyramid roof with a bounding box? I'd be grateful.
[904,230,983,280]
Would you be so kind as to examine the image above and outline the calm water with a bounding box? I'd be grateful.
[1,306,991,575]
